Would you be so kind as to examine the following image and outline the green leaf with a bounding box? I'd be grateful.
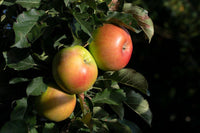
[109,103,124,120]
[16,0,41,10]
[105,11,141,33]
[26,77,47,96]
[27,22,47,43]
[104,68,149,96]
[10,97,28,120]
[73,12,94,37]
[3,48,36,70]
[124,88,152,126]
[92,88,126,105]
[105,120,132,133]
[9,77,29,84]
[120,120,142,133]
[29,128,38,133]
[12,9,45,48]
[123,4,154,42]
[42,123,59,133]
[93,106,109,120]
[1,0,15,6]
[0,0,3,5]
[0,120,28,133]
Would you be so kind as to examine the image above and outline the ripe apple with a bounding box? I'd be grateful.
[35,85,76,122]
[52,45,98,94]
[89,23,133,71]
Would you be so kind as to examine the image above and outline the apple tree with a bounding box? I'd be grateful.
[0,0,154,132]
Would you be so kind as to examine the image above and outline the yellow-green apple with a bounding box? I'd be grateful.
[89,24,133,71]
[35,85,76,122]
[52,45,98,94]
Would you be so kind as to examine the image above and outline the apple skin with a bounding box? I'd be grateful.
[35,85,76,122]
[89,24,133,71]
[52,45,98,94]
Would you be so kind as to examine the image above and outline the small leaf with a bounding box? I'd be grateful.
[92,88,126,105]
[16,0,41,10]
[0,120,28,133]
[0,0,3,5]
[3,48,36,70]
[93,106,109,120]
[104,68,149,96]
[12,9,45,48]
[9,77,29,84]
[10,97,27,120]
[26,77,47,96]
[42,123,59,133]
[123,4,154,42]
[124,88,152,126]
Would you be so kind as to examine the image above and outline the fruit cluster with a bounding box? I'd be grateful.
[36,23,133,122]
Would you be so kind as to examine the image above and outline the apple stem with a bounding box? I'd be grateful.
[83,42,89,48]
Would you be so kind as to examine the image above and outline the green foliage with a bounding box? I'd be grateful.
[0,0,154,132]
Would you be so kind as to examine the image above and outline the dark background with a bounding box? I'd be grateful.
[129,0,200,132]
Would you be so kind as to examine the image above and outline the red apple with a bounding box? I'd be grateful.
[52,45,98,94]
[89,24,133,71]
[35,85,76,122]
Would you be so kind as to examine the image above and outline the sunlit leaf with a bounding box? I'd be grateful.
[9,77,29,84]
[10,97,27,120]
[26,77,47,96]
[123,4,154,42]
[105,11,141,33]
[92,88,126,105]
[124,88,152,126]
[104,68,149,96]
[12,9,45,48]
[16,0,41,10]
[43,123,59,133]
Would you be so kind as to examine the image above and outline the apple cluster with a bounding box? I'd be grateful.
[36,24,133,122]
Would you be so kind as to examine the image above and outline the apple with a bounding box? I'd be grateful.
[35,85,76,122]
[89,23,133,71]
[52,45,98,94]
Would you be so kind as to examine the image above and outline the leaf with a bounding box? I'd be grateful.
[124,88,152,126]
[12,9,45,48]
[103,68,149,96]
[3,48,36,70]
[105,11,141,33]
[26,77,47,96]
[109,103,124,120]
[120,120,142,133]
[0,0,3,5]
[0,120,28,133]
[42,123,59,133]
[93,106,109,120]
[92,88,126,105]
[16,0,41,10]
[1,0,15,6]
[105,120,132,133]
[123,4,154,42]
[73,12,94,37]
[9,77,29,84]
[10,97,27,120]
